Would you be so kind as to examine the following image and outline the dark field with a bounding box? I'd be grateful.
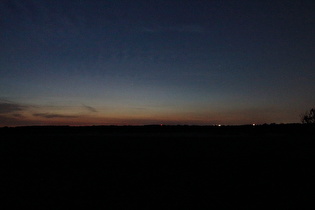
[1,125,315,209]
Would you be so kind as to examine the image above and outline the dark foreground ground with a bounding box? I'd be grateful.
[1,125,315,209]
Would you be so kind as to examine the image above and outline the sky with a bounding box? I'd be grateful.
[0,0,315,126]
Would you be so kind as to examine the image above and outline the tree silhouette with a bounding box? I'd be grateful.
[301,108,315,124]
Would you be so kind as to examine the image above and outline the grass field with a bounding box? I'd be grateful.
[1,125,315,208]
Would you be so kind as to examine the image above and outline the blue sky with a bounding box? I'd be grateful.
[1,0,315,126]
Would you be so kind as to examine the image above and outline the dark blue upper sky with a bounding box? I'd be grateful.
[1,0,315,126]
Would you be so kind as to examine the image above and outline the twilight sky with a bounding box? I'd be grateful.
[1,0,314,126]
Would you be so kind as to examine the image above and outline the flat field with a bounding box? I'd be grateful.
[1,125,314,208]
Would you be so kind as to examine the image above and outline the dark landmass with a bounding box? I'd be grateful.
[1,124,315,208]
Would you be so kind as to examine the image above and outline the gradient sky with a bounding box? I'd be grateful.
[1,0,315,126]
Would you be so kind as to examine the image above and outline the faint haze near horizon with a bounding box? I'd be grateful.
[0,0,315,126]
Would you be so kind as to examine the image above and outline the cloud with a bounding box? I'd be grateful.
[33,113,78,119]
[82,105,97,112]
[0,102,25,114]
[0,115,29,127]
[12,113,24,118]
[142,25,205,34]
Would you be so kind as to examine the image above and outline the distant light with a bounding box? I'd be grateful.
[252,124,256,126]
[160,124,163,126]
[218,124,221,127]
